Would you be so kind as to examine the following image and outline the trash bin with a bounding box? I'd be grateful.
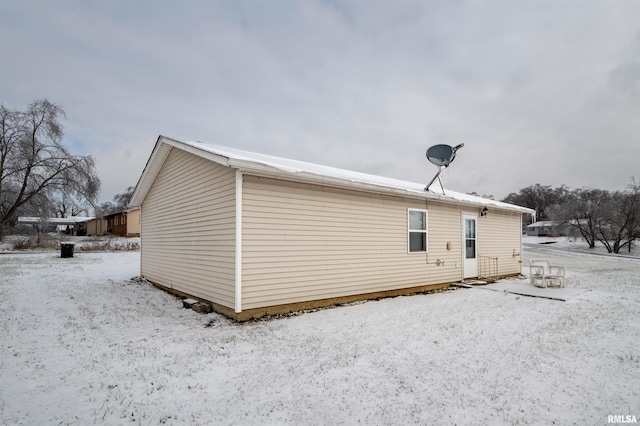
[60,242,75,258]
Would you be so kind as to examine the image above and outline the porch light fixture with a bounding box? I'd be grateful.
[480,207,488,217]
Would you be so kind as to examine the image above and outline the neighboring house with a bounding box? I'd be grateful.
[130,136,536,321]
[103,207,141,237]
[85,218,108,236]
[126,208,141,237]
[103,211,126,236]
[17,216,94,235]
[526,221,571,237]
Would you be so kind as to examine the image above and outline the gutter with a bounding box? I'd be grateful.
[227,159,535,216]
[234,171,243,313]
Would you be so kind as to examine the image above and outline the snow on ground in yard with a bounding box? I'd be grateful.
[0,234,141,252]
[523,235,640,258]
[1,247,639,425]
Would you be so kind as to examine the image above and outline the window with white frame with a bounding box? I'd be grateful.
[408,209,428,253]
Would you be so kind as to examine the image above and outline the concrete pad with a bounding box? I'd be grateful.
[192,302,213,314]
[476,280,590,301]
[182,298,198,309]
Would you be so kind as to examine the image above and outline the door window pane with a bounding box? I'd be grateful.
[465,219,475,239]
[466,239,476,259]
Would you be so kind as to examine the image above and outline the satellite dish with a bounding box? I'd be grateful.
[427,144,455,167]
[425,143,464,193]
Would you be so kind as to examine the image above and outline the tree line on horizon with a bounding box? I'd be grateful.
[501,181,640,254]
[2,99,638,254]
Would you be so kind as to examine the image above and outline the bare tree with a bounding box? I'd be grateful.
[594,190,629,253]
[113,186,135,210]
[95,186,135,217]
[54,194,90,218]
[557,188,610,249]
[507,180,639,253]
[502,184,569,221]
[558,184,639,253]
[0,99,101,240]
[621,178,640,253]
[95,201,115,217]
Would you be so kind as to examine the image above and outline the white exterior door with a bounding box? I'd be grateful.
[463,213,478,279]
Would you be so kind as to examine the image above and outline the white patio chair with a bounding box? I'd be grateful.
[529,259,565,288]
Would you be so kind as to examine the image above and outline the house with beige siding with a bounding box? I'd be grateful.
[125,207,141,237]
[130,136,535,321]
[85,217,108,236]
[103,207,141,237]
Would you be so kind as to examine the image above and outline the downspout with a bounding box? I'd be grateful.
[235,171,243,314]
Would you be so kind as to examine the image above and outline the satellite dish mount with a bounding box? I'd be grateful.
[425,143,464,194]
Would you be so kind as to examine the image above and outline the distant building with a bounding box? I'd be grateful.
[17,216,95,235]
[85,218,108,236]
[103,207,141,237]
[526,221,571,237]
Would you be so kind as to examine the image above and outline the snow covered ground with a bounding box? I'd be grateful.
[523,234,640,258]
[1,246,638,425]
[0,235,140,252]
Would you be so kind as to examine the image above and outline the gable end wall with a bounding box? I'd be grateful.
[140,148,236,308]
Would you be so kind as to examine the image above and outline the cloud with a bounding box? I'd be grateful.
[1,0,638,203]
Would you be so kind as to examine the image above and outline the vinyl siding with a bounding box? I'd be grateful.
[477,211,523,276]
[241,175,465,310]
[140,148,236,308]
[86,219,107,236]
[126,208,141,237]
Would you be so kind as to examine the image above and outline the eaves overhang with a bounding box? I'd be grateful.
[228,158,535,215]
[130,135,536,217]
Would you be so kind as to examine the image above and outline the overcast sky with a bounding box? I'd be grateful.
[1,0,638,203]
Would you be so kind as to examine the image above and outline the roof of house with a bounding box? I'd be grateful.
[18,216,95,225]
[102,207,140,218]
[527,221,560,228]
[527,220,580,228]
[130,135,536,215]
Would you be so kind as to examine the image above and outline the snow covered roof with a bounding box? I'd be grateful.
[527,220,582,228]
[17,216,95,225]
[527,221,560,228]
[130,135,536,215]
[102,207,140,218]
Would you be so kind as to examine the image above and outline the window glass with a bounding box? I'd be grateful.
[410,232,427,252]
[465,219,475,239]
[408,209,428,253]
[409,210,426,230]
[466,239,476,259]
